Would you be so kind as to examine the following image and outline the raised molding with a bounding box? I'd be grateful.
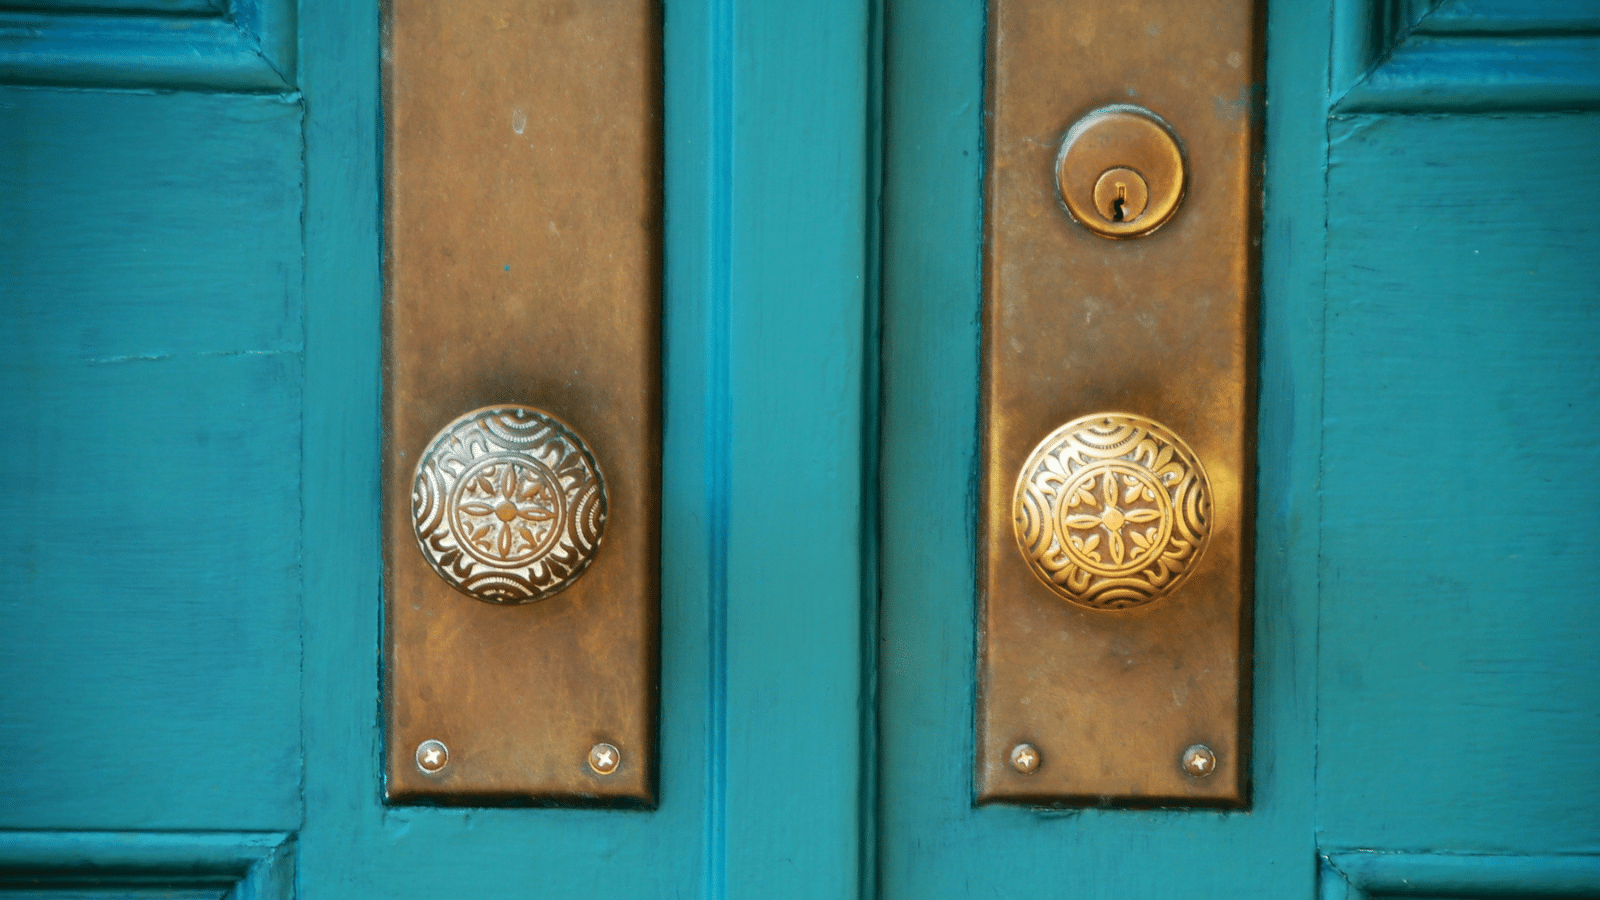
[0,0,224,13]
[1321,852,1600,899]
[0,831,294,898]
[1333,0,1600,112]
[0,0,295,91]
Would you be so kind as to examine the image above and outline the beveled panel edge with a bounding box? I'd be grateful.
[0,831,294,898]
[1320,852,1600,900]
[0,1,294,91]
[1332,0,1600,112]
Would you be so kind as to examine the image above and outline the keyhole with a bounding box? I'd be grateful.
[1090,167,1150,228]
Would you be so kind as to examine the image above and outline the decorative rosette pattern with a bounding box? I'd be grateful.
[412,406,607,604]
[1013,413,1211,610]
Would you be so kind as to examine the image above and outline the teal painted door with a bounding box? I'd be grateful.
[877,1,1600,896]
[2,1,1596,899]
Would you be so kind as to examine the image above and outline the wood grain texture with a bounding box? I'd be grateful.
[1319,112,1600,855]
[0,88,303,831]
[876,0,1325,891]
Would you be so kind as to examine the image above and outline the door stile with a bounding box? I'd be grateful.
[297,0,385,887]
[716,0,880,895]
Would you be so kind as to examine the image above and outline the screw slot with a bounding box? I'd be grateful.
[1009,743,1041,774]
[415,739,449,775]
[588,742,621,775]
[1181,744,1217,778]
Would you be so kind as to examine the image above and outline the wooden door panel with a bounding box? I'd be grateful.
[1320,111,1600,856]
[293,0,875,895]
[0,88,303,832]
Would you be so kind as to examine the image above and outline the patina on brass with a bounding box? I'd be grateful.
[383,0,660,806]
[978,0,1261,807]
[1014,413,1212,611]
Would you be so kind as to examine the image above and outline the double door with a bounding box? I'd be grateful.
[2,0,1596,896]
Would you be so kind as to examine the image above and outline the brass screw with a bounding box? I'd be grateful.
[588,742,621,775]
[415,739,449,774]
[1181,744,1217,777]
[1009,743,1041,774]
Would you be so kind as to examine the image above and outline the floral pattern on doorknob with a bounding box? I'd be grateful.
[1061,467,1167,569]
[412,406,607,604]
[1014,413,1211,610]
[454,460,560,563]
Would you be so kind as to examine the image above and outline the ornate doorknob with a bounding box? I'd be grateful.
[411,405,607,604]
[1013,413,1211,610]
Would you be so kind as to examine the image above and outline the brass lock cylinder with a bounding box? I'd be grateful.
[1056,105,1187,239]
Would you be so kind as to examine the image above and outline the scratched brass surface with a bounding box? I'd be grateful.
[977,0,1260,806]
[382,0,660,806]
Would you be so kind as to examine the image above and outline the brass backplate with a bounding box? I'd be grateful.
[977,0,1261,806]
[382,0,660,806]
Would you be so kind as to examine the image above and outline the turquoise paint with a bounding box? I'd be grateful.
[1322,852,1600,898]
[0,831,295,899]
[296,0,875,895]
[297,0,705,894]
[879,0,1597,896]
[4,0,1598,895]
[0,88,304,832]
[1318,112,1600,855]
[1331,0,1600,112]
[719,0,875,893]
[0,0,295,91]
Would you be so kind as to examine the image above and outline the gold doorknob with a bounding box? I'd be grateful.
[1014,413,1211,610]
[411,405,607,604]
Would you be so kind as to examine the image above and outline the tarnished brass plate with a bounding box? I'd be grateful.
[977,0,1261,806]
[382,0,660,806]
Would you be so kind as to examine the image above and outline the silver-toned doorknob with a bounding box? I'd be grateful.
[1013,413,1211,610]
[411,405,607,604]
